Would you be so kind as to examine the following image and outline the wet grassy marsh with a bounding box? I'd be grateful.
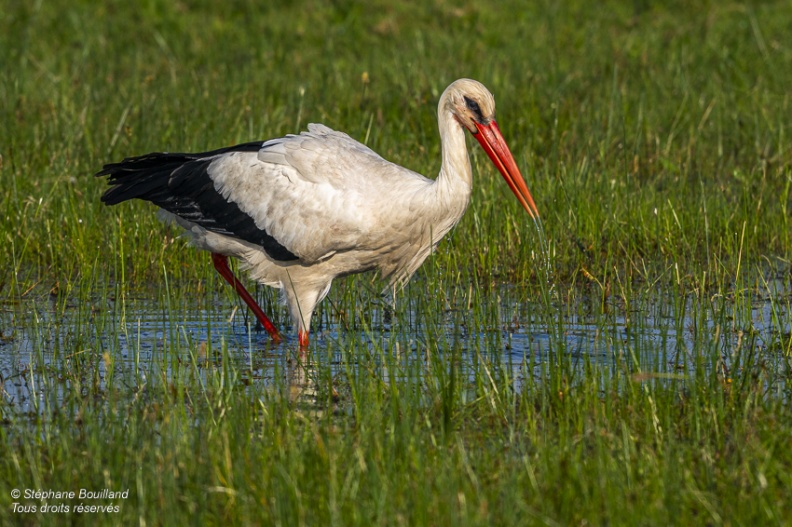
[2,0,792,525]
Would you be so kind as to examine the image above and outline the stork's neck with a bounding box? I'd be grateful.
[435,105,473,213]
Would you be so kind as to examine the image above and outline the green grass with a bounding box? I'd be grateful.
[2,0,792,525]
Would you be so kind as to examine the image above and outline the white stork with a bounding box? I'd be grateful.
[97,79,539,348]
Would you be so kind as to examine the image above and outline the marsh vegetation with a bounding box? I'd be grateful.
[1,1,791,525]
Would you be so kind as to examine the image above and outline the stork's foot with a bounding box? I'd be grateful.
[211,253,282,343]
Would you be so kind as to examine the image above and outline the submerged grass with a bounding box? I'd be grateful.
[2,0,792,525]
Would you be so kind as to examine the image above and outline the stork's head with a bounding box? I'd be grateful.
[442,78,497,134]
[441,79,540,220]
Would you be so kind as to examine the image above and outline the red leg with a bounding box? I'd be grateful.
[298,329,309,349]
[211,253,281,343]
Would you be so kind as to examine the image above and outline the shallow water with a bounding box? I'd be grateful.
[1,277,790,416]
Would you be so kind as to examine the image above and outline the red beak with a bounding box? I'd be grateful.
[472,121,539,219]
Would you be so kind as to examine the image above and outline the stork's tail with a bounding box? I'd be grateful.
[96,153,186,206]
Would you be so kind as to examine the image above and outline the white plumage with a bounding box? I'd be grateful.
[97,79,539,348]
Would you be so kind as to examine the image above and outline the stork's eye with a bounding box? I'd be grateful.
[464,96,482,119]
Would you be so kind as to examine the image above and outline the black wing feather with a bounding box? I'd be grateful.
[96,142,299,262]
